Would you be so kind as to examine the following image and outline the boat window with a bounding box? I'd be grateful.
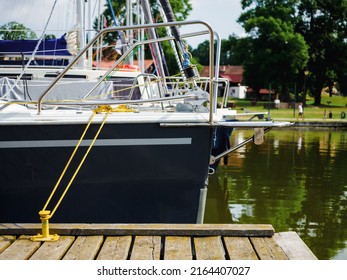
[0,73,33,80]
[108,76,141,100]
[44,74,87,79]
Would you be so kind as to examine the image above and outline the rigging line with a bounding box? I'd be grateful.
[157,0,182,74]
[4,0,59,97]
[48,109,111,219]
[24,0,58,68]
[106,0,127,54]
[107,0,118,26]
[42,109,97,212]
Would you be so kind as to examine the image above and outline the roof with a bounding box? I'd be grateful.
[259,89,275,94]
[200,65,244,84]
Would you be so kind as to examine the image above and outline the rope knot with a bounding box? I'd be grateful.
[94,105,113,113]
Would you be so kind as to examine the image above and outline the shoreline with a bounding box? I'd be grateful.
[272,118,347,128]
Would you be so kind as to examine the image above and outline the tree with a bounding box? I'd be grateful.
[334,38,347,96]
[238,0,309,102]
[191,40,210,65]
[0,21,37,40]
[95,1,192,46]
[190,0,347,103]
[220,35,244,65]
[44,34,56,40]
[238,0,347,104]
[191,35,243,67]
[296,0,347,104]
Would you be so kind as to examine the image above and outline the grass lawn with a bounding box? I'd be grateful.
[224,94,347,121]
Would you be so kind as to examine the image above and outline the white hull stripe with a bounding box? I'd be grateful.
[0,138,192,148]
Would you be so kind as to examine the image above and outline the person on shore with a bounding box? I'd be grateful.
[297,102,304,121]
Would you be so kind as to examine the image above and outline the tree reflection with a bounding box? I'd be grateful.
[208,128,347,260]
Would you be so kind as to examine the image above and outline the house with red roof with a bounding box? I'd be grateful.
[199,65,277,100]
[200,65,247,99]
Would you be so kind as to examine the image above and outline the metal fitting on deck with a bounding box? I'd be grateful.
[30,210,59,242]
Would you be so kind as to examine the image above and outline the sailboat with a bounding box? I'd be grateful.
[0,0,290,224]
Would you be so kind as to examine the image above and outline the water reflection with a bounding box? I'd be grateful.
[205,128,347,260]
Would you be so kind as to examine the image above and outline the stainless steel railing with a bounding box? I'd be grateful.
[36,20,217,122]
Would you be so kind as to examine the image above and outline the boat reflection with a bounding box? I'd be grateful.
[204,174,232,224]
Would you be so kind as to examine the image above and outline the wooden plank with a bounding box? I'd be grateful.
[0,225,317,261]
[273,232,317,260]
[164,236,192,260]
[194,236,225,260]
[0,235,40,260]
[29,236,75,260]
[63,236,103,260]
[0,223,274,237]
[130,236,161,260]
[0,235,16,254]
[223,237,258,260]
[97,236,132,260]
[250,237,288,260]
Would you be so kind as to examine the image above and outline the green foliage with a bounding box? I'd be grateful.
[191,40,210,65]
[238,1,309,102]
[296,0,347,104]
[220,36,244,65]
[44,34,56,39]
[97,1,192,40]
[0,21,37,40]
[190,37,243,66]
[162,0,192,21]
[192,0,347,105]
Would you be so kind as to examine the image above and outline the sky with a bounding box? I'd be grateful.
[0,0,79,37]
[181,0,245,47]
[0,0,245,47]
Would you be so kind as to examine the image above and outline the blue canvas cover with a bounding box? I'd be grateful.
[0,35,71,56]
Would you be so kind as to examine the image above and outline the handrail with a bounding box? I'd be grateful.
[2,92,205,110]
[82,37,172,101]
[36,20,215,123]
[35,93,200,107]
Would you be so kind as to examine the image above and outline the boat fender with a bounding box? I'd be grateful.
[210,125,233,171]
[176,102,193,112]
[253,128,264,145]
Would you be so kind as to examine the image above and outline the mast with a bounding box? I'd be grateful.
[76,0,86,68]
[158,0,196,80]
[126,0,133,64]
[157,0,183,75]
[106,0,127,55]
[140,0,166,78]
[87,0,93,68]
[136,0,145,72]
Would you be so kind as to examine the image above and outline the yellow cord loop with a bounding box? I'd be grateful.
[112,104,137,112]
[31,107,112,241]
[94,104,136,113]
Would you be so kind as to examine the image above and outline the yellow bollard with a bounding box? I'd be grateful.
[31,210,59,242]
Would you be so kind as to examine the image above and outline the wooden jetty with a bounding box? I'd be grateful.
[0,223,317,260]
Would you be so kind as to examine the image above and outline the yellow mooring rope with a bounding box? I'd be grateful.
[31,106,112,241]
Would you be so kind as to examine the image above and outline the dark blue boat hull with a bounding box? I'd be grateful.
[0,122,212,223]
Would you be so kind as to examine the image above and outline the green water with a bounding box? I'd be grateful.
[204,127,347,260]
